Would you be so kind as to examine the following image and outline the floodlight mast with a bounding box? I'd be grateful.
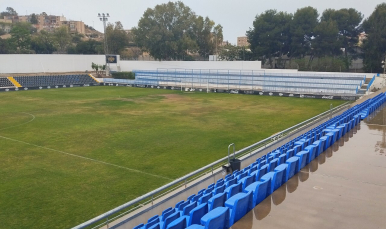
[98,13,110,76]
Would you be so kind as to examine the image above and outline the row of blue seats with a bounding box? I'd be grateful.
[13,75,96,87]
[132,93,386,229]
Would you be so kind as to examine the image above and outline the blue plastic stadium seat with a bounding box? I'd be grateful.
[244,179,269,208]
[295,151,308,171]
[178,201,190,211]
[274,163,288,184]
[146,219,160,229]
[224,183,242,199]
[185,225,204,229]
[148,215,159,223]
[191,193,203,203]
[133,224,145,229]
[200,207,229,229]
[286,149,294,159]
[183,202,197,216]
[258,165,268,180]
[175,200,184,209]
[208,183,215,189]
[285,156,299,178]
[161,208,175,221]
[162,211,181,229]
[278,154,286,165]
[187,194,196,202]
[215,179,224,188]
[198,193,212,205]
[149,223,161,229]
[187,203,208,226]
[225,178,237,188]
[268,158,279,172]
[260,171,280,195]
[236,172,247,182]
[293,145,301,154]
[208,192,226,211]
[304,145,317,164]
[248,165,257,175]
[166,216,188,229]
[197,189,206,196]
[238,175,254,191]
[204,187,214,195]
[320,135,331,151]
[225,191,253,227]
[312,140,323,156]
[212,184,225,196]
[294,141,305,150]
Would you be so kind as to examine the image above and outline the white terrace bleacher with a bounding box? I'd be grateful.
[128,69,365,95]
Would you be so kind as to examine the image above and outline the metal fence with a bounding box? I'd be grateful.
[72,101,351,229]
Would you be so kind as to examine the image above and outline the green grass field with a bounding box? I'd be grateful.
[0,86,344,228]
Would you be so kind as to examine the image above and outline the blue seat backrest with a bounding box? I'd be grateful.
[212,184,225,195]
[182,201,197,216]
[178,201,190,211]
[200,207,229,229]
[163,212,180,229]
[162,208,175,221]
[225,191,253,226]
[208,192,226,211]
[166,216,187,229]
[225,178,237,187]
[198,193,212,205]
[188,203,208,226]
[239,175,254,190]
[224,183,242,199]
[133,223,145,229]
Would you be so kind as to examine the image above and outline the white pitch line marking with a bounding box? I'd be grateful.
[0,135,172,181]
[0,112,36,131]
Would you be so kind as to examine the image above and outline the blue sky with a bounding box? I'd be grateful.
[5,0,383,43]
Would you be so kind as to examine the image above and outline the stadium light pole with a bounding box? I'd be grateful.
[98,13,110,76]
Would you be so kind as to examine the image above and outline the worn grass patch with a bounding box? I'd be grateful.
[0,86,345,228]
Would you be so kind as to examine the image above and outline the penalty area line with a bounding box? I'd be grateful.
[0,135,172,181]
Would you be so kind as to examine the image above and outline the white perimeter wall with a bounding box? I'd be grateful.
[119,60,262,71]
[0,54,105,74]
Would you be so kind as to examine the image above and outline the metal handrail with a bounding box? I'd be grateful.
[72,101,350,229]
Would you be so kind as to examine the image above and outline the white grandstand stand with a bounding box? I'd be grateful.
[105,69,366,96]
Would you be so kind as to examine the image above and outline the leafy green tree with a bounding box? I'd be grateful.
[31,30,56,54]
[321,8,363,68]
[312,20,342,59]
[0,37,14,53]
[0,7,17,18]
[133,1,200,60]
[30,30,56,54]
[362,3,386,73]
[106,21,129,54]
[30,13,38,24]
[218,44,252,61]
[10,22,34,53]
[53,26,71,53]
[71,33,84,44]
[290,7,319,58]
[247,10,292,68]
[75,40,102,54]
[192,16,223,59]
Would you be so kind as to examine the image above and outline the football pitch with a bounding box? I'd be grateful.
[0,86,345,228]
